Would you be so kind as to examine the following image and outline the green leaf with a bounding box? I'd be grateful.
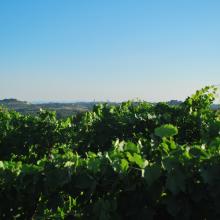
[120,159,129,172]
[124,141,140,153]
[0,161,4,169]
[87,158,101,173]
[126,152,135,163]
[126,152,148,169]
[155,124,178,138]
[133,153,145,168]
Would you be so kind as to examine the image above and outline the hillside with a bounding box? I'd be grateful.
[0,99,91,118]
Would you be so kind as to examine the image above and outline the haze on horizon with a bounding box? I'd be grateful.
[0,0,220,102]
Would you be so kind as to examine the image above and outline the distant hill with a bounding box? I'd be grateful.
[0,99,90,118]
[167,100,183,106]
[0,99,35,113]
[0,99,30,106]
[212,104,220,110]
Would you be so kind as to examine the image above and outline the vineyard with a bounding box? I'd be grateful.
[0,86,220,220]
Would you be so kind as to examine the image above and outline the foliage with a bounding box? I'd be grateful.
[0,86,220,219]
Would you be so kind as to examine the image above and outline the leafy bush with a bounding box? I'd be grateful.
[0,86,219,219]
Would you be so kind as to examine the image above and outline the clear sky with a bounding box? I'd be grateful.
[0,0,220,102]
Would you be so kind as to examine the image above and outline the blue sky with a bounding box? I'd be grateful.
[0,0,219,102]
